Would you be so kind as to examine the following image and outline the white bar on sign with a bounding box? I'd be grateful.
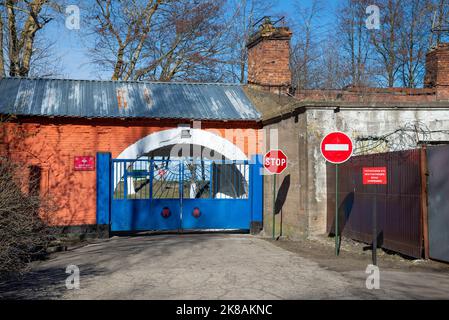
[325,144,349,151]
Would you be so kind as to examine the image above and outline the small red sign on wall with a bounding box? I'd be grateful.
[363,167,387,185]
[74,156,95,171]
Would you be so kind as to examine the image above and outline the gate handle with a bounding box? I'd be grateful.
[192,207,201,218]
[161,207,171,219]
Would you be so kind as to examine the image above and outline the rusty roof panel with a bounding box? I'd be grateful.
[0,78,261,121]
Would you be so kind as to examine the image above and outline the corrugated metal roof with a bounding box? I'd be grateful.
[0,78,261,121]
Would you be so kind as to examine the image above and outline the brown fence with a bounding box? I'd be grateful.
[326,148,426,259]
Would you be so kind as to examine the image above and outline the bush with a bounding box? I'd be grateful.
[0,158,52,278]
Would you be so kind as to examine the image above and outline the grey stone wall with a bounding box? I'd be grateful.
[263,107,449,239]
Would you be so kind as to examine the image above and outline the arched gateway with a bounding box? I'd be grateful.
[100,127,262,232]
[0,78,264,234]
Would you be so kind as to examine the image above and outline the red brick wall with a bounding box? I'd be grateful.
[294,87,438,103]
[425,44,449,86]
[0,118,262,226]
[425,44,449,100]
[425,48,439,88]
[247,39,292,88]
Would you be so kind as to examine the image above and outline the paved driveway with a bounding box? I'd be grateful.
[1,234,361,299]
[1,234,448,299]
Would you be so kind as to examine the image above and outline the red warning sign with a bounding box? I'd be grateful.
[363,167,387,185]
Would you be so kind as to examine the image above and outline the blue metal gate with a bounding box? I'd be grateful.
[102,156,262,232]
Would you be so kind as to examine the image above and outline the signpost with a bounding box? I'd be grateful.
[264,150,288,240]
[363,167,387,265]
[320,132,353,256]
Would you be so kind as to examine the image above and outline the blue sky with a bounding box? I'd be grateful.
[46,0,341,80]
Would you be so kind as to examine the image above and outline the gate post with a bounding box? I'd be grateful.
[250,154,264,234]
[96,152,111,237]
[420,145,430,259]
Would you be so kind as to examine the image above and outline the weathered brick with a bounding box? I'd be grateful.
[247,21,292,93]
[425,43,449,100]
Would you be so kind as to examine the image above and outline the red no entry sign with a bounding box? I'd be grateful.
[363,167,387,185]
[264,150,288,174]
[320,132,353,164]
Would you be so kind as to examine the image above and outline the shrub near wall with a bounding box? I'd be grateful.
[0,158,53,277]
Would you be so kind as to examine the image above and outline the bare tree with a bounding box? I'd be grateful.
[398,0,434,87]
[434,0,449,44]
[290,0,325,89]
[134,0,230,82]
[288,0,445,89]
[89,0,255,82]
[226,0,277,83]
[369,0,404,87]
[0,0,60,77]
[318,37,350,89]
[336,0,375,87]
[88,0,164,81]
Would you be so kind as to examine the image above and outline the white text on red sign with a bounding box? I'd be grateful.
[363,167,387,185]
[265,158,287,167]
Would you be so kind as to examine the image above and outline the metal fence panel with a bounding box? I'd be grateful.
[327,149,423,258]
[427,145,449,263]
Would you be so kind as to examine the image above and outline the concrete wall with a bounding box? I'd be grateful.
[262,113,309,239]
[263,107,449,239]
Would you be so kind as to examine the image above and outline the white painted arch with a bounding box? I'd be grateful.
[117,128,248,161]
[115,128,249,195]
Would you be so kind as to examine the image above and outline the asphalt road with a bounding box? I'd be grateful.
[1,234,448,299]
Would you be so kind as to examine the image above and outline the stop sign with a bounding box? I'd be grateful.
[264,150,288,174]
[320,132,353,164]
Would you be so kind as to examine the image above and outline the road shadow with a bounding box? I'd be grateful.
[0,264,105,300]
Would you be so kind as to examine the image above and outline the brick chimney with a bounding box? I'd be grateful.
[424,43,449,100]
[246,18,292,93]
